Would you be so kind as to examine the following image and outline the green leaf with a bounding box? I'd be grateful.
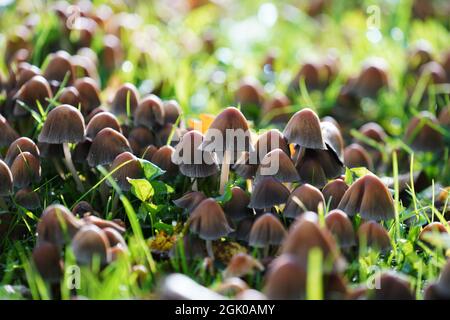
[215,182,234,204]
[139,159,165,180]
[151,180,175,195]
[154,221,174,234]
[128,178,154,202]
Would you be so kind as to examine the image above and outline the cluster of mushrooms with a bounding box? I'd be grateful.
[0,0,449,300]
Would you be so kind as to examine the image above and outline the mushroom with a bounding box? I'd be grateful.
[223,252,264,278]
[5,137,40,166]
[111,83,139,117]
[15,188,41,210]
[87,127,132,167]
[43,50,75,89]
[134,94,165,129]
[249,213,287,257]
[38,104,86,192]
[325,209,355,249]
[32,241,63,284]
[338,174,395,221]
[370,272,414,300]
[109,151,144,191]
[188,198,233,259]
[248,176,290,210]
[13,75,52,117]
[284,184,325,219]
[357,221,391,251]
[404,111,444,153]
[322,179,349,210]
[151,145,179,177]
[424,259,450,300]
[58,86,81,107]
[86,111,121,139]
[10,152,41,188]
[344,143,373,170]
[222,187,252,222]
[255,148,299,183]
[0,160,13,197]
[283,108,326,150]
[173,191,207,213]
[201,107,252,194]
[72,224,111,266]
[252,129,290,163]
[0,114,20,148]
[163,100,182,125]
[74,77,101,115]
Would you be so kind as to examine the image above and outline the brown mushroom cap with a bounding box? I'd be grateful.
[255,148,299,183]
[321,121,344,163]
[74,77,101,115]
[284,184,325,219]
[134,94,165,128]
[163,100,182,125]
[72,224,111,265]
[151,145,179,176]
[0,114,20,147]
[15,188,40,210]
[87,127,132,167]
[173,191,207,213]
[32,241,63,284]
[404,111,444,152]
[322,179,349,210]
[37,204,84,248]
[58,86,81,106]
[172,130,218,178]
[232,151,258,179]
[141,145,158,162]
[248,176,290,209]
[325,209,355,248]
[357,221,391,250]
[111,83,139,116]
[253,129,290,163]
[128,126,157,151]
[344,143,373,170]
[224,253,264,278]
[43,50,75,85]
[283,108,326,149]
[359,122,387,144]
[72,201,94,216]
[109,151,144,191]
[38,104,86,144]
[338,174,395,221]
[223,187,252,221]
[249,213,287,248]
[13,75,52,116]
[0,160,13,196]
[5,137,40,166]
[11,152,41,188]
[371,272,414,300]
[419,222,448,243]
[188,198,233,240]
[86,111,121,139]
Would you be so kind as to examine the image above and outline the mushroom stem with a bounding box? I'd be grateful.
[63,143,84,192]
[263,245,270,258]
[52,159,66,180]
[192,178,198,191]
[219,150,231,194]
[206,240,214,260]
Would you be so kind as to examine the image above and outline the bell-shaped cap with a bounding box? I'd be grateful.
[283,108,326,149]
[11,152,41,188]
[163,100,182,125]
[201,107,252,153]
[0,114,20,147]
[353,58,389,98]
[404,111,444,152]
[134,94,165,128]
[15,188,40,210]
[142,145,158,162]
[223,187,252,221]
[284,184,325,219]
[0,160,13,196]
[58,86,81,106]
[72,224,111,265]
[14,75,52,116]
[253,129,290,163]
[111,83,139,116]
[43,50,75,85]
[248,176,290,209]
[188,198,233,240]
[72,201,94,216]
[86,111,121,139]
[370,272,414,300]
[357,221,391,250]
[38,104,85,144]
[151,145,179,176]
[419,222,448,243]
[321,121,344,163]
[224,253,264,278]
[5,137,40,167]
[358,122,387,143]
[128,126,156,151]
[322,179,349,210]
[282,213,345,272]
[172,130,218,178]
[344,143,373,170]
[74,77,101,115]
[36,204,84,248]
[325,209,355,248]
[249,213,287,248]
[82,214,126,234]
[173,191,207,213]
[255,148,299,183]
[232,151,257,179]
[87,127,131,167]
[109,152,144,191]
[338,174,395,221]
[32,241,63,284]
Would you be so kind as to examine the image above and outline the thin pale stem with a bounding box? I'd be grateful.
[192,178,198,191]
[63,143,84,193]
[219,150,231,194]
[206,240,214,260]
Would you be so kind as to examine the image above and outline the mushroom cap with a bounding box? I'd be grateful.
[38,104,86,144]
[59,86,81,106]
[321,121,344,163]
[173,191,207,213]
[72,224,111,265]
[15,188,40,210]
[82,215,126,234]
[249,213,287,248]
[111,83,139,116]
[223,186,252,221]
[232,151,258,179]
[359,122,387,144]
[43,50,75,85]
[232,216,255,243]
[5,137,40,166]
[86,111,121,139]
[32,241,62,283]
[11,152,41,188]
[284,184,325,219]
[141,144,158,162]
[0,114,20,147]
[0,160,13,196]
[224,253,264,278]
[14,75,52,116]
[74,77,101,115]
[201,107,252,152]
[282,213,345,272]
[163,100,182,125]
[172,130,218,178]
[128,126,156,151]
[357,221,391,250]
[248,176,290,209]
[151,145,179,176]
[404,111,444,152]
[235,77,264,107]
[338,174,395,221]
[37,204,84,248]
[72,200,94,216]
[134,94,165,128]
[283,108,326,149]
[371,272,414,300]
[419,222,448,243]
[255,148,299,183]
[344,143,373,170]
[109,151,144,191]
[87,127,131,167]
[72,139,92,164]
[188,198,233,240]
[322,179,349,210]
[435,259,450,297]
[253,129,290,163]
[325,209,355,248]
